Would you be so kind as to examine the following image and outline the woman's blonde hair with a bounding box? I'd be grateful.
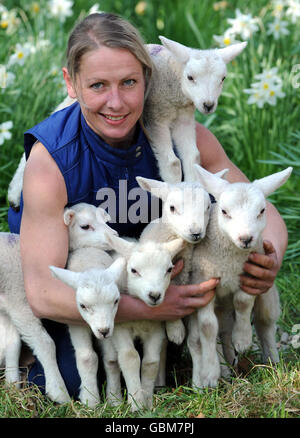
[66,12,153,98]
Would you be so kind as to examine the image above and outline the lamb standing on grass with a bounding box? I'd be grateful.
[144,37,247,183]
[99,233,185,412]
[0,203,122,406]
[188,165,292,388]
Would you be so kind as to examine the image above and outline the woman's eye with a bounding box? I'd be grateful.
[91,82,104,90]
[123,79,136,87]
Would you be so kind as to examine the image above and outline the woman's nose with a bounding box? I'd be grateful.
[106,87,123,111]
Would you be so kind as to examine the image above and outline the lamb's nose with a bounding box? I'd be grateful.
[239,235,253,248]
[191,233,202,241]
[149,292,161,303]
[203,102,214,112]
[98,327,110,338]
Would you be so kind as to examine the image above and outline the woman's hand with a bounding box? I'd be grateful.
[240,240,279,295]
[149,259,218,321]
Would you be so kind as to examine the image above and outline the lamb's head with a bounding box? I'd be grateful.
[49,258,125,339]
[64,203,118,251]
[104,234,185,307]
[137,176,222,243]
[194,164,292,250]
[159,36,247,114]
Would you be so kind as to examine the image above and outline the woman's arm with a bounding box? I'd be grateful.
[196,123,288,294]
[20,142,84,324]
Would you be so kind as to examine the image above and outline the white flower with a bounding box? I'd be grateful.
[48,0,73,22]
[267,17,290,39]
[286,0,300,23]
[0,121,13,146]
[213,30,241,47]
[227,8,260,39]
[0,8,21,34]
[271,0,287,17]
[8,43,31,67]
[88,4,103,15]
[244,67,285,108]
[0,65,15,90]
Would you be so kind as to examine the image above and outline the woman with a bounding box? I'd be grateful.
[8,13,287,397]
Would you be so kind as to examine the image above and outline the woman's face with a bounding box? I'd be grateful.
[63,46,146,148]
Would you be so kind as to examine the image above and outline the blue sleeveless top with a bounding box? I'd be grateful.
[8,102,162,237]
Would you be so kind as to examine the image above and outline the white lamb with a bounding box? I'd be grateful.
[188,164,292,388]
[144,37,247,183]
[0,203,122,406]
[7,39,247,209]
[136,176,212,344]
[99,233,185,412]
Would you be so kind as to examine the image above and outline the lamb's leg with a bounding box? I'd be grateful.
[196,298,220,387]
[101,338,122,406]
[113,328,145,412]
[253,284,280,363]
[215,299,237,376]
[155,336,167,387]
[171,109,200,182]
[68,325,100,407]
[165,319,185,345]
[147,121,182,183]
[186,313,202,388]
[4,326,21,386]
[10,311,70,403]
[141,326,165,409]
[232,290,256,353]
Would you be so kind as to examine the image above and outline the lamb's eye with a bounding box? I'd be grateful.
[187,75,194,81]
[221,209,227,215]
[80,303,86,310]
[131,268,139,275]
[170,205,176,213]
[167,266,173,274]
[114,298,119,305]
[222,76,226,82]
[258,208,265,217]
[80,225,90,230]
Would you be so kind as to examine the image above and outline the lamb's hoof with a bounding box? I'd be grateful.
[79,389,100,408]
[46,387,71,404]
[232,329,252,353]
[128,389,146,412]
[106,392,123,407]
[166,320,185,345]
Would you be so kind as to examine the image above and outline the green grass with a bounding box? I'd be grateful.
[0,0,299,418]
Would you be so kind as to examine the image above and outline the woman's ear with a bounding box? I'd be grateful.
[62,67,77,99]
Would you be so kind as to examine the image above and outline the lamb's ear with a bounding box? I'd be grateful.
[63,208,75,226]
[107,257,126,282]
[136,176,170,202]
[252,167,293,198]
[214,168,229,180]
[49,265,81,290]
[218,41,247,64]
[96,206,111,224]
[194,164,229,200]
[104,233,135,258]
[164,238,185,258]
[159,36,191,64]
